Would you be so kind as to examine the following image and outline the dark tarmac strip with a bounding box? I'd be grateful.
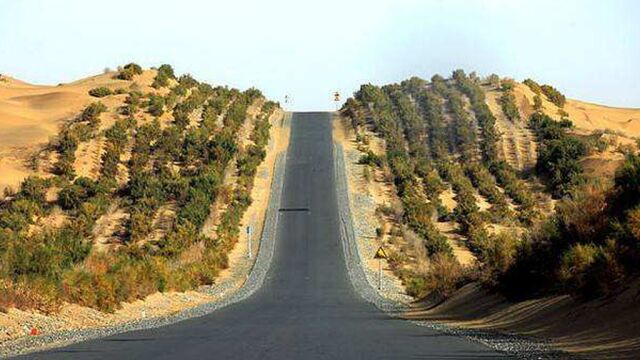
[18,112,510,359]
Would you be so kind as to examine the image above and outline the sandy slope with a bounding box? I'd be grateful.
[514,83,640,139]
[406,279,640,359]
[0,70,157,193]
[0,106,288,345]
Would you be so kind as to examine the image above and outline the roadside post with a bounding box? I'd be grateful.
[373,246,388,290]
[247,225,253,259]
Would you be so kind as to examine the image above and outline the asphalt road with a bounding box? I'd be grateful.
[19,112,510,359]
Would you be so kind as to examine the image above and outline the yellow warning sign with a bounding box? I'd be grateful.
[374,246,388,259]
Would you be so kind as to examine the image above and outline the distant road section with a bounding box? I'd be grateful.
[20,112,509,359]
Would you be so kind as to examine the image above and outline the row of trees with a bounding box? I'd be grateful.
[453,70,536,221]
[529,113,586,197]
[524,78,566,108]
[53,102,107,179]
[502,154,640,299]
[0,64,279,312]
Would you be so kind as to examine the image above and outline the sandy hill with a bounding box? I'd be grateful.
[482,80,640,178]
[0,70,158,193]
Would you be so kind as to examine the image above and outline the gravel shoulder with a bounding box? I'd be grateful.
[0,113,291,358]
[332,116,571,360]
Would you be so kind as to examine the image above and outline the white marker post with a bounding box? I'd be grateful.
[247,225,253,259]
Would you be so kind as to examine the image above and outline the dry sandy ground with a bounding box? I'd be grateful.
[484,85,538,171]
[483,81,639,174]
[437,187,477,267]
[0,70,159,193]
[514,83,640,138]
[406,279,640,359]
[0,107,288,344]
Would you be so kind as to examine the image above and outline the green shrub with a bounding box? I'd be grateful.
[152,64,175,88]
[533,95,543,111]
[147,94,165,117]
[498,90,520,121]
[540,84,566,108]
[358,150,382,167]
[80,102,107,127]
[121,91,143,115]
[523,78,542,94]
[88,87,113,97]
[558,242,598,291]
[116,63,143,80]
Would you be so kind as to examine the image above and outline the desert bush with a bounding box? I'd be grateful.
[523,78,542,94]
[152,64,175,88]
[500,78,516,91]
[405,254,464,300]
[533,95,543,112]
[540,84,566,108]
[88,87,113,97]
[147,94,165,117]
[116,63,143,80]
[558,242,599,291]
[498,90,520,121]
[80,102,107,128]
[480,232,517,283]
[487,74,500,87]
[17,176,49,207]
[358,150,382,167]
[580,240,625,298]
[530,113,586,196]
[121,91,143,115]
[57,177,103,211]
[0,277,60,313]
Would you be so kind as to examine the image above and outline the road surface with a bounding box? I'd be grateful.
[19,112,510,359]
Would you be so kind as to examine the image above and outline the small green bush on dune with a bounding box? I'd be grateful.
[116,63,143,80]
[152,64,176,88]
[88,87,113,98]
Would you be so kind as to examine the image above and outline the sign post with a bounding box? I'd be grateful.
[373,246,388,290]
[246,226,253,259]
[333,91,341,111]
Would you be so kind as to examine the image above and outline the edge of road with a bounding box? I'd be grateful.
[333,139,571,360]
[0,122,290,358]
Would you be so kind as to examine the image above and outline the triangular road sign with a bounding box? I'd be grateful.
[374,246,388,259]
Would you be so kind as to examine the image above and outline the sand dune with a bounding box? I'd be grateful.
[0,70,157,193]
[515,83,640,138]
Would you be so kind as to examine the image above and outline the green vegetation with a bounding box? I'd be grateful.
[529,113,586,197]
[147,94,165,117]
[0,65,278,313]
[342,70,597,302]
[152,64,176,88]
[347,70,637,305]
[89,87,113,98]
[523,78,542,94]
[524,78,567,108]
[503,154,640,299]
[540,84,566,108]
[498,90,520,122]
[116,63,143,80]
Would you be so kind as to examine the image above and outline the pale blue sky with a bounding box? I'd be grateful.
[0,0,638,110]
